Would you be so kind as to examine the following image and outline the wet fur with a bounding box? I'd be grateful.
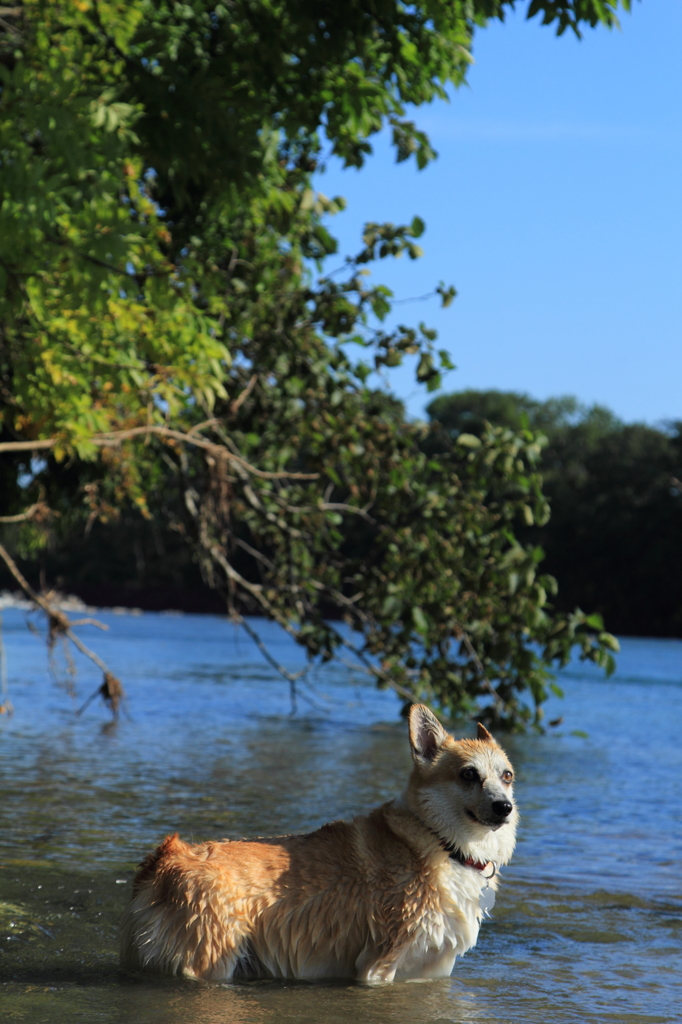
[120,706,517,983]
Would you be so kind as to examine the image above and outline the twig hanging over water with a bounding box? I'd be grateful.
[326,626,422,706]
[235,614,308,714]
[77,671,125,719]
[0,613,12,717]
[457,629,510,717]
[0,539,123,719]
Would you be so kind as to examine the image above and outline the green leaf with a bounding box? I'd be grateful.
[410,216,425,238]
[412,606,429,635]
[598,632,620,653]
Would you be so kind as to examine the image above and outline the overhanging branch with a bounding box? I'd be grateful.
[0,427,319,481]
[0,538,123,718]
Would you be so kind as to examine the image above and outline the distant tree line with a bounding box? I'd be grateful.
[427,391,682,637]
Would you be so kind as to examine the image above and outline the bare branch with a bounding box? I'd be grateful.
[266,493,375,522]
[391,289,440,305]
[208,544,265,602]
[326,625,422,705]
[0,502,52,524]
[0,613,12,717]
[229,375,257,416]
[186,418,221,436]
[339,655,421,705]
[0,541,68,625]
[458,629,510,714]
[0,439,56,454]
[76,672,124,719]
[0,15,20,35]
[320,502,375,523]
[95,427,319,479]
[0,541,122,715]
[234,613,307,714]
[309,579,369,625]
[0,427,319,481]
[233,537,276,572]
[63,626,109,673]
[208,545,301,642]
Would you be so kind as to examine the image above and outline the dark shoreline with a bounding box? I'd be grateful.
[1,585,680,641]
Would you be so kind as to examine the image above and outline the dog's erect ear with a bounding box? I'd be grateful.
[409,705,449,763]
[477,722,494,742]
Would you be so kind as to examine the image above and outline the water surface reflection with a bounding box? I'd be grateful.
[0,612,680,1022]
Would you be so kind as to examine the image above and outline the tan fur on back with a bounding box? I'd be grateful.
[121,707,518,983]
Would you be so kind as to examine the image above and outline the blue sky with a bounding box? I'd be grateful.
[314,0,682,425]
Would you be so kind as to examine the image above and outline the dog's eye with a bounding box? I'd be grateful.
[460,767,479,782]
[502,770,514,784]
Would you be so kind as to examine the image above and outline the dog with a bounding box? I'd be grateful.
[120,704,517,983]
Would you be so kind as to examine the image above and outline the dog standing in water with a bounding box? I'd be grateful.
[121,705,517,983]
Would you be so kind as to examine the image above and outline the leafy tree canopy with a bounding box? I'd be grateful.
[0,1,630,728]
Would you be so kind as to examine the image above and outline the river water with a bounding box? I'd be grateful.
[0,609,680,1024]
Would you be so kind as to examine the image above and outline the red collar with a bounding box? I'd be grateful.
[445,845,490,872]
[427,826,490,871]
[454,851,485,868]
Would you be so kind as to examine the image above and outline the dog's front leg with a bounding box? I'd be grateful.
[354,940,407,984]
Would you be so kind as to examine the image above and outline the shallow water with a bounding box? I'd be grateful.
[0,609,680,1023]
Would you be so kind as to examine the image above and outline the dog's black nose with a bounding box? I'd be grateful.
[492,800,513,818]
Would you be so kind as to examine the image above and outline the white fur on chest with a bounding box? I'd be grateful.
[395,860,486,980]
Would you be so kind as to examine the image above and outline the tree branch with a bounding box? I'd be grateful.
[326,625,422,705]
[0,502,51,524]
[0,427,319,480]
[458,629,510,714]
[229,374,258,416]
[234,613,307,714]
[0,541,123,717]
[45,233,173,282]
[0,439,56,453]
[233,536,276,572]
[0,613,11,717]
[320,502,375,523]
